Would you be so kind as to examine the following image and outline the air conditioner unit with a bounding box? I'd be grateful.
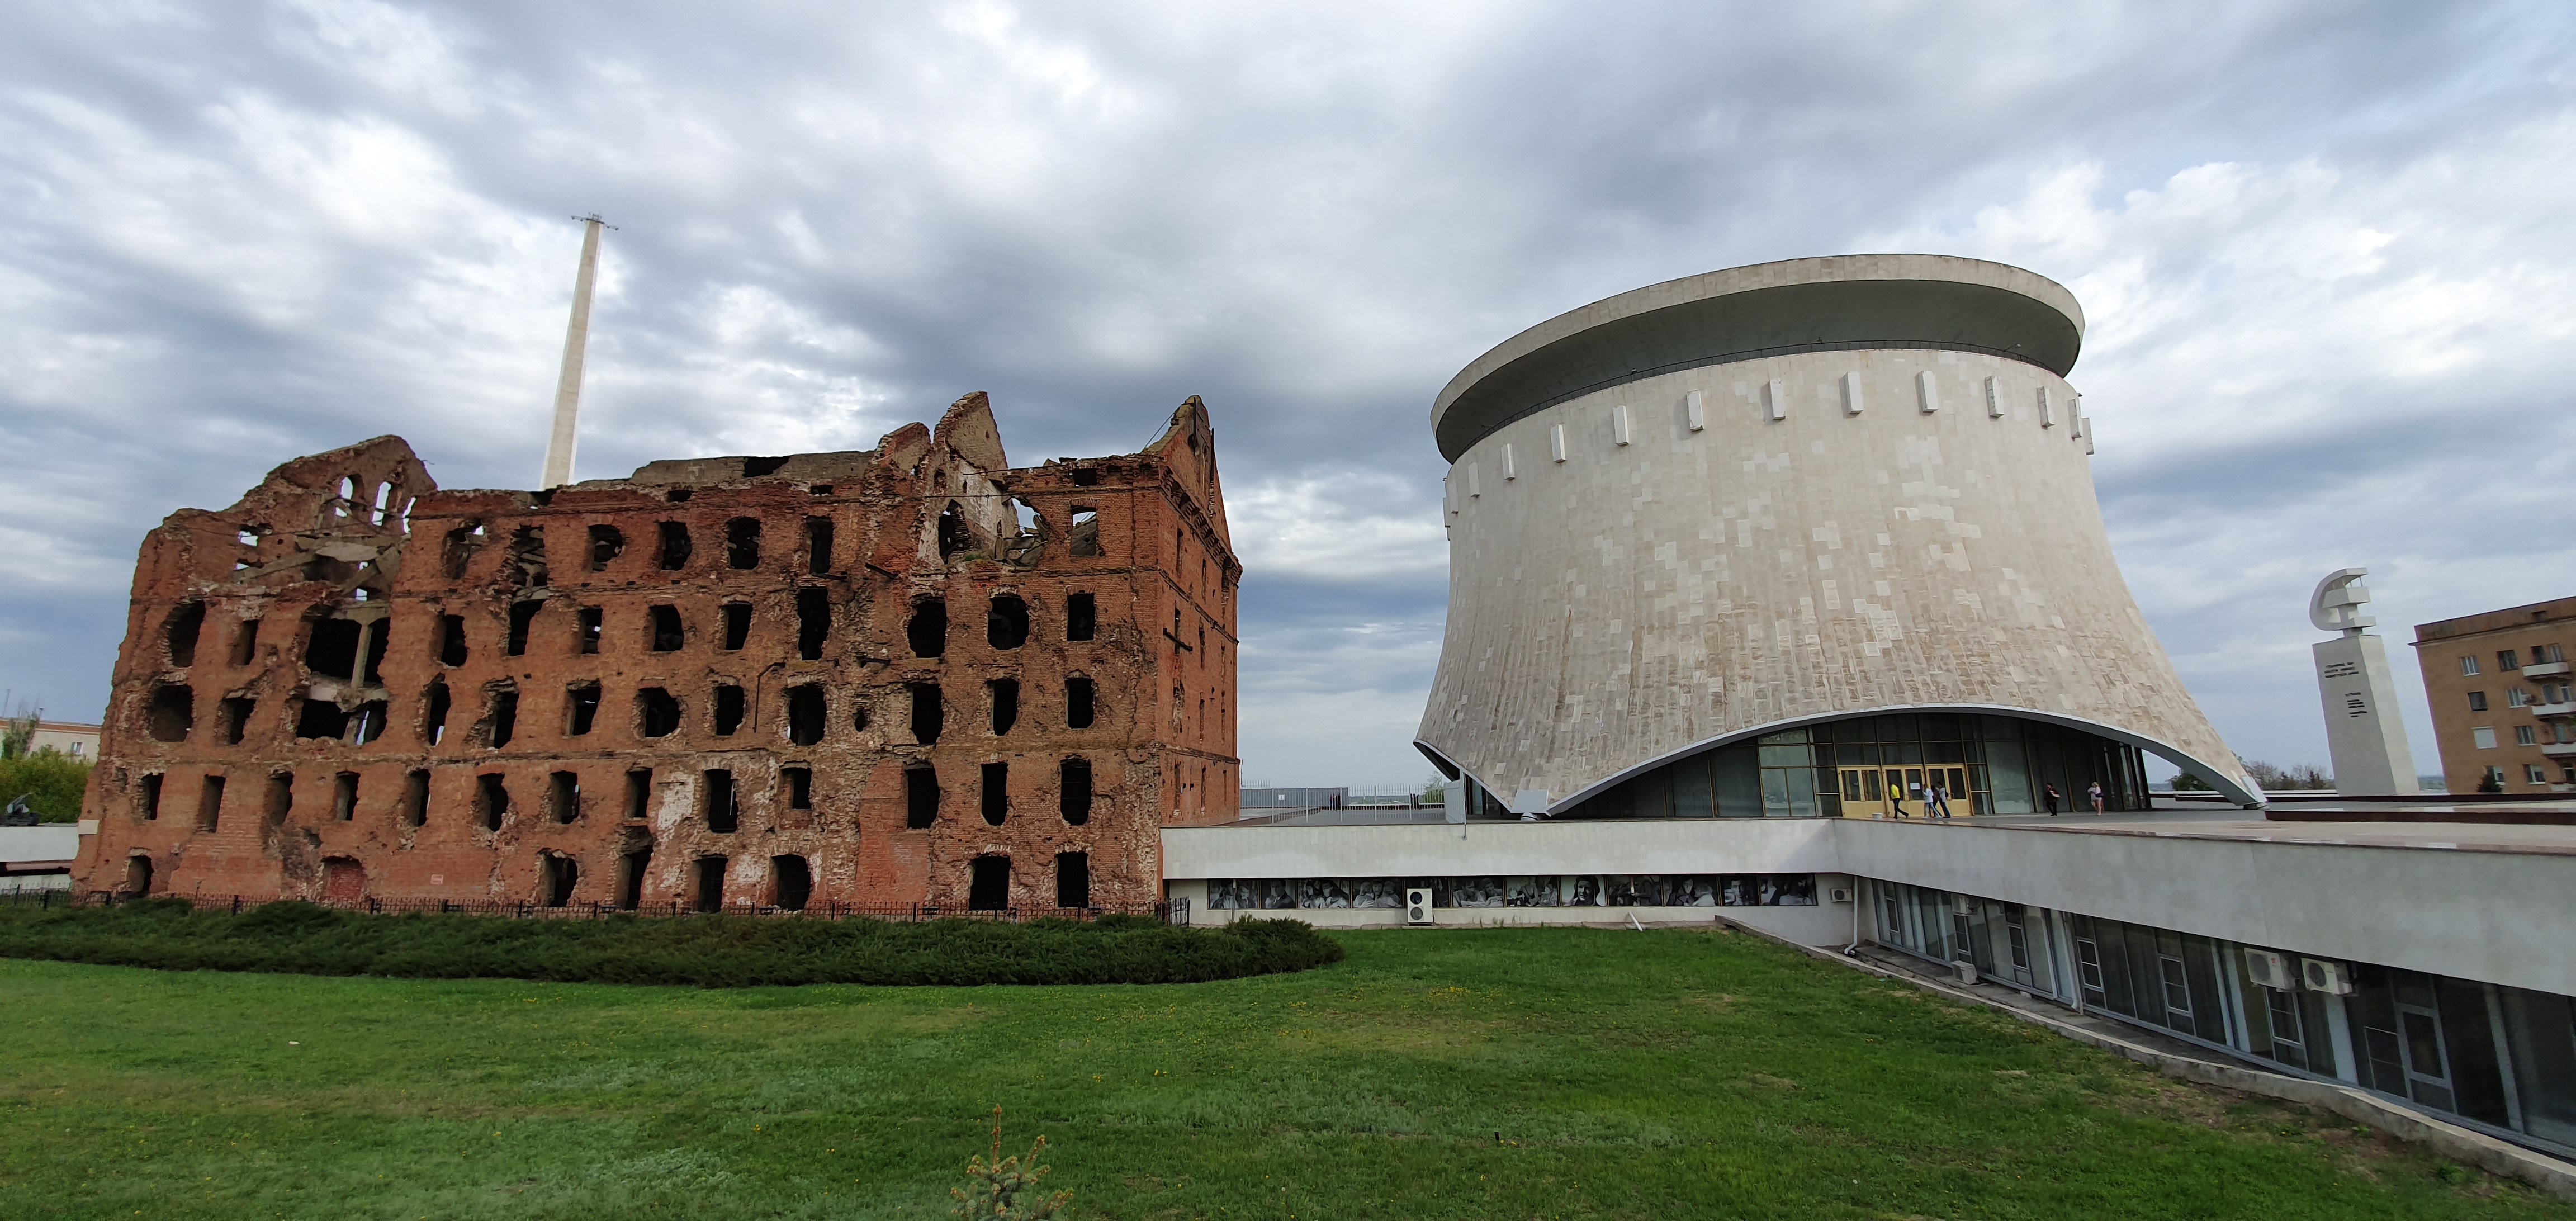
[2243,949,2293,991]
[1404,888,1433,926]
[1827,887,1855,905]
[2300,958,2356,996]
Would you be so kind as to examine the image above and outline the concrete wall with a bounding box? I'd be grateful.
[1835,820,2576,1000]
[1417,342,2251,811]
[1163,817,1839,879]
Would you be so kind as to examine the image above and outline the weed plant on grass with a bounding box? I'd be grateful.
[0,900,1340,986]
[0,926,2566,1220]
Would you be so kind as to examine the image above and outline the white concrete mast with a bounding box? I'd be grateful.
[541,214,611,489]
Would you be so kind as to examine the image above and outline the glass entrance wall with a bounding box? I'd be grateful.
[1554,711,2151,820]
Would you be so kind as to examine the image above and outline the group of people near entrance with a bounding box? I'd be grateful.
[1889,779,2105,818]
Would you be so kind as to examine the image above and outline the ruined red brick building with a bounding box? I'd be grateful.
[73,393,1240,911]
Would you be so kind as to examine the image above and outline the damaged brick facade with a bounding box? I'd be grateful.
[73,393,1240,911]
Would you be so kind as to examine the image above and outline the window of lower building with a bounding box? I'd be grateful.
[2473,727,2498,749]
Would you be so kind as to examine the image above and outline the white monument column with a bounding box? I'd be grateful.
[2310,568,2419,796]
[540,214,610,490]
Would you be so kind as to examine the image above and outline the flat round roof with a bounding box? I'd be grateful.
[1431,254,2085,461]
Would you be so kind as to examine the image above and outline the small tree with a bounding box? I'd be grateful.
[954,1107,1071,1219]
[2477,771,2505,794]
[0,711,36,760]
[1419,774,1447,804]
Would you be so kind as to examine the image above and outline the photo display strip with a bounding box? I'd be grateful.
[1204,873,1817,911]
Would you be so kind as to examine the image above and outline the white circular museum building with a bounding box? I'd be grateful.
[1413,254,2260,817]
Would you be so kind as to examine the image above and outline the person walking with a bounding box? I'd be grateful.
[1928,780,1952,820]
[2087,781,2106,816]
[2043,783,2062,816]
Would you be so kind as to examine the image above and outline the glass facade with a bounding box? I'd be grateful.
[1205,873,1817,910]
[1554,712,2151,820]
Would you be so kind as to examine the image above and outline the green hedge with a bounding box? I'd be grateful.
[0,901,1342,987]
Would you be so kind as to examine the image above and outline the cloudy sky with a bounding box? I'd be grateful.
[4,0,2573,789]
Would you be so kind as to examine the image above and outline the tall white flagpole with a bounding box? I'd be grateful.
[541,214,610,489]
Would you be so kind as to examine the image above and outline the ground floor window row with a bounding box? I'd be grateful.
[125,756,1106,834]
[1206,873,1819,910]
[225,849,1099,914]
[1869,881,2576,1155]
[1533,713,2152,822]
[143,670,1116,753]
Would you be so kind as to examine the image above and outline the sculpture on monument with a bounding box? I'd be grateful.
[2310,568,2419,796]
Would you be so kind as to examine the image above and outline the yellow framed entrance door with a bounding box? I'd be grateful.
[1838,768,1894,817]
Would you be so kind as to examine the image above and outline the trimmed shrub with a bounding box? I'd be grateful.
[0,902,1341,988]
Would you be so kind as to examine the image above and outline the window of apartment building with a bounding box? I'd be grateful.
[2466,691,2488,712]
[2473,727,2498,749]
[2516,725,2539,747]
[2460,655,2480,676]
[2485,765,2507,787]
[2509,688,2532,708]
[2526,764,2549,784]
[2538,643,2566,665]
[2499,649,2521,671]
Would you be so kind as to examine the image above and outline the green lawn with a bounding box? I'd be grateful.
[1,926,2565,1220]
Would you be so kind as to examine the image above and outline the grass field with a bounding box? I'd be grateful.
[2,925,2568,1220]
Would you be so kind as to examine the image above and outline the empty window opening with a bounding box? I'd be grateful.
[616,848,650,910]
[988,594,1029,650]
[726,517,763,569]
[1060,758,1092,825]
[578,606,602,654]
[549,770,580,823]
[475,773,509,831]
[713,685,746,736]
[782,766,814,812]
[228,617,261,667]
[624,769,652,820]
[906,598,947,658]
[649,605,685,652]
[1055,851,1090,909]
[805,518,834,575]
[588,524,625,571]
[771,855,812,911]
[1011,498,1039,534]
[166,603,205,667]
[332,771,357,822]
[1066,592,1096,641]
[968,856,1011,911]
[796,587,830,659]
[441,524,482,578]
[506,600,541,656]
[787,685,826,745]
[640,687,682,737]
[981,762,1009,826]
[217,697,254,745]
[1068,467,1100,487]
[905,766,940,828]
[851,696,871,734]
[910,683,944,745]
[484,688,519,749]
[1066,677,1095,729]
[704,769,738,833]
[435,614,468,666]
[424,679,451,746]
[1069,508,1100,556]
[139,773,164,821]
[667,488,693,503]
[744,456,789,477]
[566,683,601,736]
[264,772,293,825]
[937,502,974,561]
[542,854,579,907]
[693,856,727,912]
[360,622,387,684]
[989,679,1019,736]
[808,483,832,496]
[352,700,388,745]
[506,526,548,588]
[292,695,349,740]
[402,769,428,828]
[124,855,154,895]
[197,774,225,832]
[657,521,693,570]
[305,619,361,679]
[721,603,752,650]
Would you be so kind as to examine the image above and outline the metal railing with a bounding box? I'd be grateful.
[1,889,1185,925]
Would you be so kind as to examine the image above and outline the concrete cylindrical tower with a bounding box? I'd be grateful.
[1415,254,2258,813]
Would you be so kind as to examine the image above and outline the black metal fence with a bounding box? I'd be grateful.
[1,889,1189,925]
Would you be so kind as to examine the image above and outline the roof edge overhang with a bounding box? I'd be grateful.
[1418,702,2265,815]
[1430,255,2085,462]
